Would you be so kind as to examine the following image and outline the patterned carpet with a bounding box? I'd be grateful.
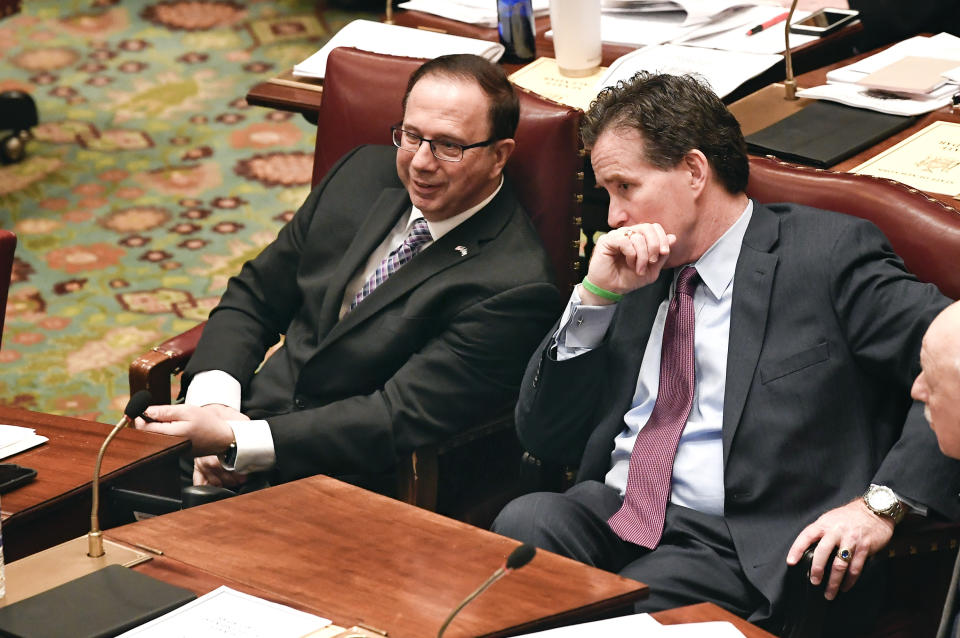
[0,0,378,420]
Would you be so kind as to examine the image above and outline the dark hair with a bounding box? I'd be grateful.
[402,54,520,141]
[581,72,748,194]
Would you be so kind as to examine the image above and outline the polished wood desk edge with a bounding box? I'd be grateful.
[0,406,189,523]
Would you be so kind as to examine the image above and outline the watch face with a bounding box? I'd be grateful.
[870,487,896,510]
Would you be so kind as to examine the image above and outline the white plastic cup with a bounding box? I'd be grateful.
[549,0,602,77]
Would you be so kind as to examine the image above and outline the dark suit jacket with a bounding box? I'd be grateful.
[184,144,561,485]
[516,201,960,618]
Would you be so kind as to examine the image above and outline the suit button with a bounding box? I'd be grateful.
[294,397,305,408]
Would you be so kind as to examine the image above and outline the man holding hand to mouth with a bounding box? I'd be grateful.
[136,54,559,495]
[492,71,959,636]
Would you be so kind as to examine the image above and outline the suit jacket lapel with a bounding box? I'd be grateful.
[317,188,410,337]
[319,183,515,349]
[722,201,779,468]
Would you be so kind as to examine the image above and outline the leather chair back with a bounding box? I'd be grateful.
[747,156,960,299]
[0,229,16,349]
[313,47,584,292]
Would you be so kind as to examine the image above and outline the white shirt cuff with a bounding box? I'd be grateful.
[222,419,276,473]
[554,286,617,361]
[185,370,242,410]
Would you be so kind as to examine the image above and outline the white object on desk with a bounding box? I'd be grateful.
[397,0,550,28]
[0,425,47,461]
[550,0,603,77]
[796,33,960,116]
[117,586,331,637]
[675,6,818,54]
[514,611,747,637]
[602,0,757,26]
[597,44,781,98]
[292,20,505,80]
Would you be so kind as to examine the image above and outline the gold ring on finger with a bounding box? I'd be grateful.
[836,548,852,563]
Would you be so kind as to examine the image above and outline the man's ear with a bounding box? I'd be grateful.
[684,149,709,195]
[491,138,516,175]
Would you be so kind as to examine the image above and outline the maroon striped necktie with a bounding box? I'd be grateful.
[608,266,700,549]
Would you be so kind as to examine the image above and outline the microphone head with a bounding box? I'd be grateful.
[124,390,153,420]
[505,544,536,570]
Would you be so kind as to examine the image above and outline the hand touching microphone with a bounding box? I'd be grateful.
[437,544,536,638]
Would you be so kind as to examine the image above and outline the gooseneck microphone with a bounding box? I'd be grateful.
[436,544,536,638]
[88,390,153,558]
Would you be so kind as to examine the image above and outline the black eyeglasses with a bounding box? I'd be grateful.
[391,126,495,162]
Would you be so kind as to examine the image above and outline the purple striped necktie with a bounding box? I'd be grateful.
[608,265,700,549]
[349,217,432,312]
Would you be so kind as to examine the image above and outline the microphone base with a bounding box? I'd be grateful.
[1,536,150,606]
[728,83,811,136]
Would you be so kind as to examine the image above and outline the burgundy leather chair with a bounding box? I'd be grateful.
[130,47,584,525]
[745,157,960,638]
[747,156,960,299]
[0,229,16,349]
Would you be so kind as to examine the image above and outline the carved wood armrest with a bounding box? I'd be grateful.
[129,322,206,404]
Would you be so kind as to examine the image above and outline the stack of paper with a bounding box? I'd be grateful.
[591,0,809,48]
[596,43,782,99]
[397,0,549,28]
[797,33,960,116]
[0,424,47,460]
[292,20,505,80]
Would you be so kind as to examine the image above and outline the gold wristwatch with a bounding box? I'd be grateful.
[862,484,905,524]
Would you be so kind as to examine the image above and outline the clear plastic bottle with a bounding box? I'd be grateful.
[497,0,536,64]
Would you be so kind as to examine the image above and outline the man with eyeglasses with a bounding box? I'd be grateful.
[135,54,560,494]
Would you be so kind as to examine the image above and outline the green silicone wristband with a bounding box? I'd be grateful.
[581,277,623,302]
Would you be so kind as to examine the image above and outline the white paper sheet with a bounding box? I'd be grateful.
[292,20,504,80]
[513,612,747,637]
[675,6,818,54]
[514,612,663,636]
[597,44,781,98]
[602,0,758,25]
[397,0,550,28]
[0,424,47,460]
[117,586,331,638]
[796,82,956,116]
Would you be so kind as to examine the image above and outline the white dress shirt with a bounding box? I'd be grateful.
[186,178,503,473]
[556,201,753,516]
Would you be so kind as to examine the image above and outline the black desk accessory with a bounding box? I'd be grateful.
[745,100,918,168]
[0,564,195,638]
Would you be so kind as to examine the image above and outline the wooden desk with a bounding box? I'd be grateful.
[0,407,188,561]
[107,475,646,637]
[245,10,862,118]
[106,475,776,637]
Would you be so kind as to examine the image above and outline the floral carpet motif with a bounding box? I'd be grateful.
[0,0,377,420]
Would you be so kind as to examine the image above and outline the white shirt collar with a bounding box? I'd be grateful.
[407,175,504,240]
[689,199,753,301]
